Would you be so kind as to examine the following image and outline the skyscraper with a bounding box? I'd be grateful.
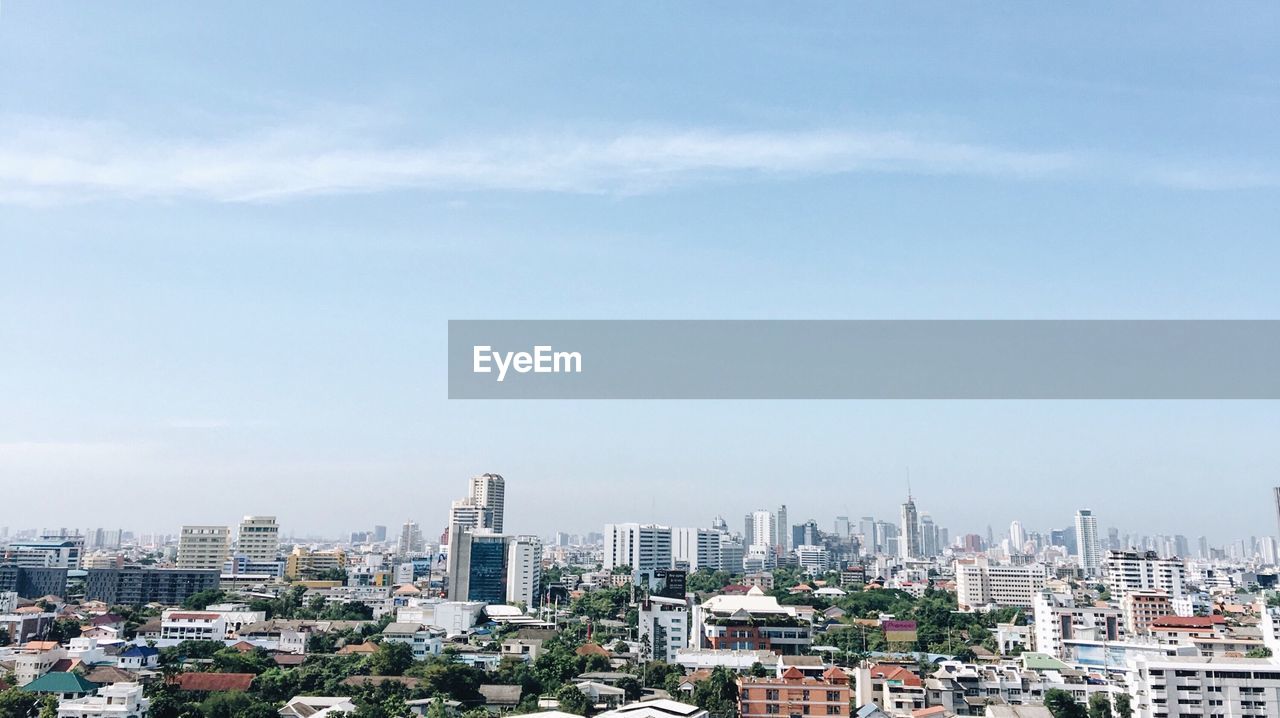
[776,504,789,551]
[1075,509,1101,577]
[398,519,424,556]
[900,494,921,560]
[469,473,506,534]
[177,526,231,571]
[1009,521,1025,554]
[749,510,776,549]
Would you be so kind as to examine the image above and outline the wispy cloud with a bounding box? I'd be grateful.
[1,115,1272,204]
[0,116,1079,205]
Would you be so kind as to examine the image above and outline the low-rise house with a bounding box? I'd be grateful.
[20,672,100,700]
[500,638,545,662]
[279,696,356,718]
[55,681,148,718]
[479,684,524,713]
[116,646,159,670]
[596,698,709,718]
[169,672,254,693]
[570,680,625,710]
[380,621,444,660]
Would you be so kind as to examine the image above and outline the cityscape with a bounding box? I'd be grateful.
[2,474,1280,718]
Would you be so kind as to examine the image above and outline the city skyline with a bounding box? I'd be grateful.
[3,5,1279,539]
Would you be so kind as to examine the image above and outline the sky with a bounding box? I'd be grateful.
[1,3,1279,545]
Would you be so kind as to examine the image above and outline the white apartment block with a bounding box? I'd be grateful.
[603,523,673,573]
[176,525,231,570]
[1126,654,1280,718]
[1105,550,1187,602]
[639,595,690,663]
[954,557,1046,610]
[468,473,506,534]
[673,528,724,572]
[1076,509,1102,577]
[795,544,830,576]
[1033,590,1122,660]
[56,682,148,718]
[749,510,776,549]
[506,535,543,607]
[235,516,280,562]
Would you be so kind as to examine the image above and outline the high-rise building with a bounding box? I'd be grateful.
[1074,510,1101,577]
[448,499,493,535]
[603,523,673,573]
[85,567,220,605]
[1103,549,1186,601]
[954,557,1046,610]
[638,595,689,664]
[749,510,776,550]
[776,505,789,551]
[447,525,509,604]
[673,527,724,571]
[859,517,877,555]
[372,525,387,542]
[899,495,921,560]
[398,520,425,556]
[505,535,542,607]
[235,516,280,563]
[469,473,506,534]
[3,535,85,570]
[1009,521,1026,554]
[791,520,819,550]
[176,526,231,571]
[834,516,850,538]
[920,514,938,557]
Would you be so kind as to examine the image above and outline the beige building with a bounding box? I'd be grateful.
[176,525,231,571]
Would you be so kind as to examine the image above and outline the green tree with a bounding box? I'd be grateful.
[181,589,227,610]
[615,676,643,701]
[0,688,38,718]
[1086,693,1112,718]
[690,666,738,716]
[555,684,590,716]
[369,640,415,676]
[1112,694,1133,718]
[1045,689,1086,718]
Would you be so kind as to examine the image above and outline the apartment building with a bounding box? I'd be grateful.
[1126,654,1280,718]
[1033,590,1122,660]
[285,547,347,579]
[0,565,69,599]
[674,528,724,572]
[85,567,220,606]
[176,526,231,571]
[3,535,85,570]
[1122,591,1174,636]
[955,557,1047,610]
[1104,550,1187,603]
[235,516,280,563]
[506,535,543,607]
[639,595,690,663]
[738,666,850,718]
[796,545,831,576]
[603,524,673,573]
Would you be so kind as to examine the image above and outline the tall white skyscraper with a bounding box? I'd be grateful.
[900,494,921,560]
[236,516,280,562]
[673,527,724,571]
[1075,509,1101,577]
[1009,520,1026,554]
[749,510,776,549]
[398,519,424,556]
[469,473,506,534]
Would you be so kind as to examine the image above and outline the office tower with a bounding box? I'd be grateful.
[398,520,425,556]
[236,516,280,562]
[749,510,776,549]
[449,499,494,535]
[3,535,85,570]
[900,494,921,560]
[860,517,877,554]
[711,516,728,532]
[1197,536,1209,559]
[674,527,724,571]
[876,521,898,556]
[1075,509,1101,577]
[603,523,673,573]
[373,525,387,542]
[1009,521,1026,554]
[791,520,819,550]
[446,524,509,604]
[920,514,938,558]
[469,473,506,534]
[834,516,850,538]
[776,505,789,551]
[177,526,231,571]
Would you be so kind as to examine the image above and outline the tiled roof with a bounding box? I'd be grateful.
[20,672,100,694]
[172,672,255,692]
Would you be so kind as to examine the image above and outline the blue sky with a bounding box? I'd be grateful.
[1,3,1278,543]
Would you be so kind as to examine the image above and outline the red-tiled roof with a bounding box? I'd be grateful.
[171,673,255,692]
[781,667,805,680]
[868,664,922,687]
